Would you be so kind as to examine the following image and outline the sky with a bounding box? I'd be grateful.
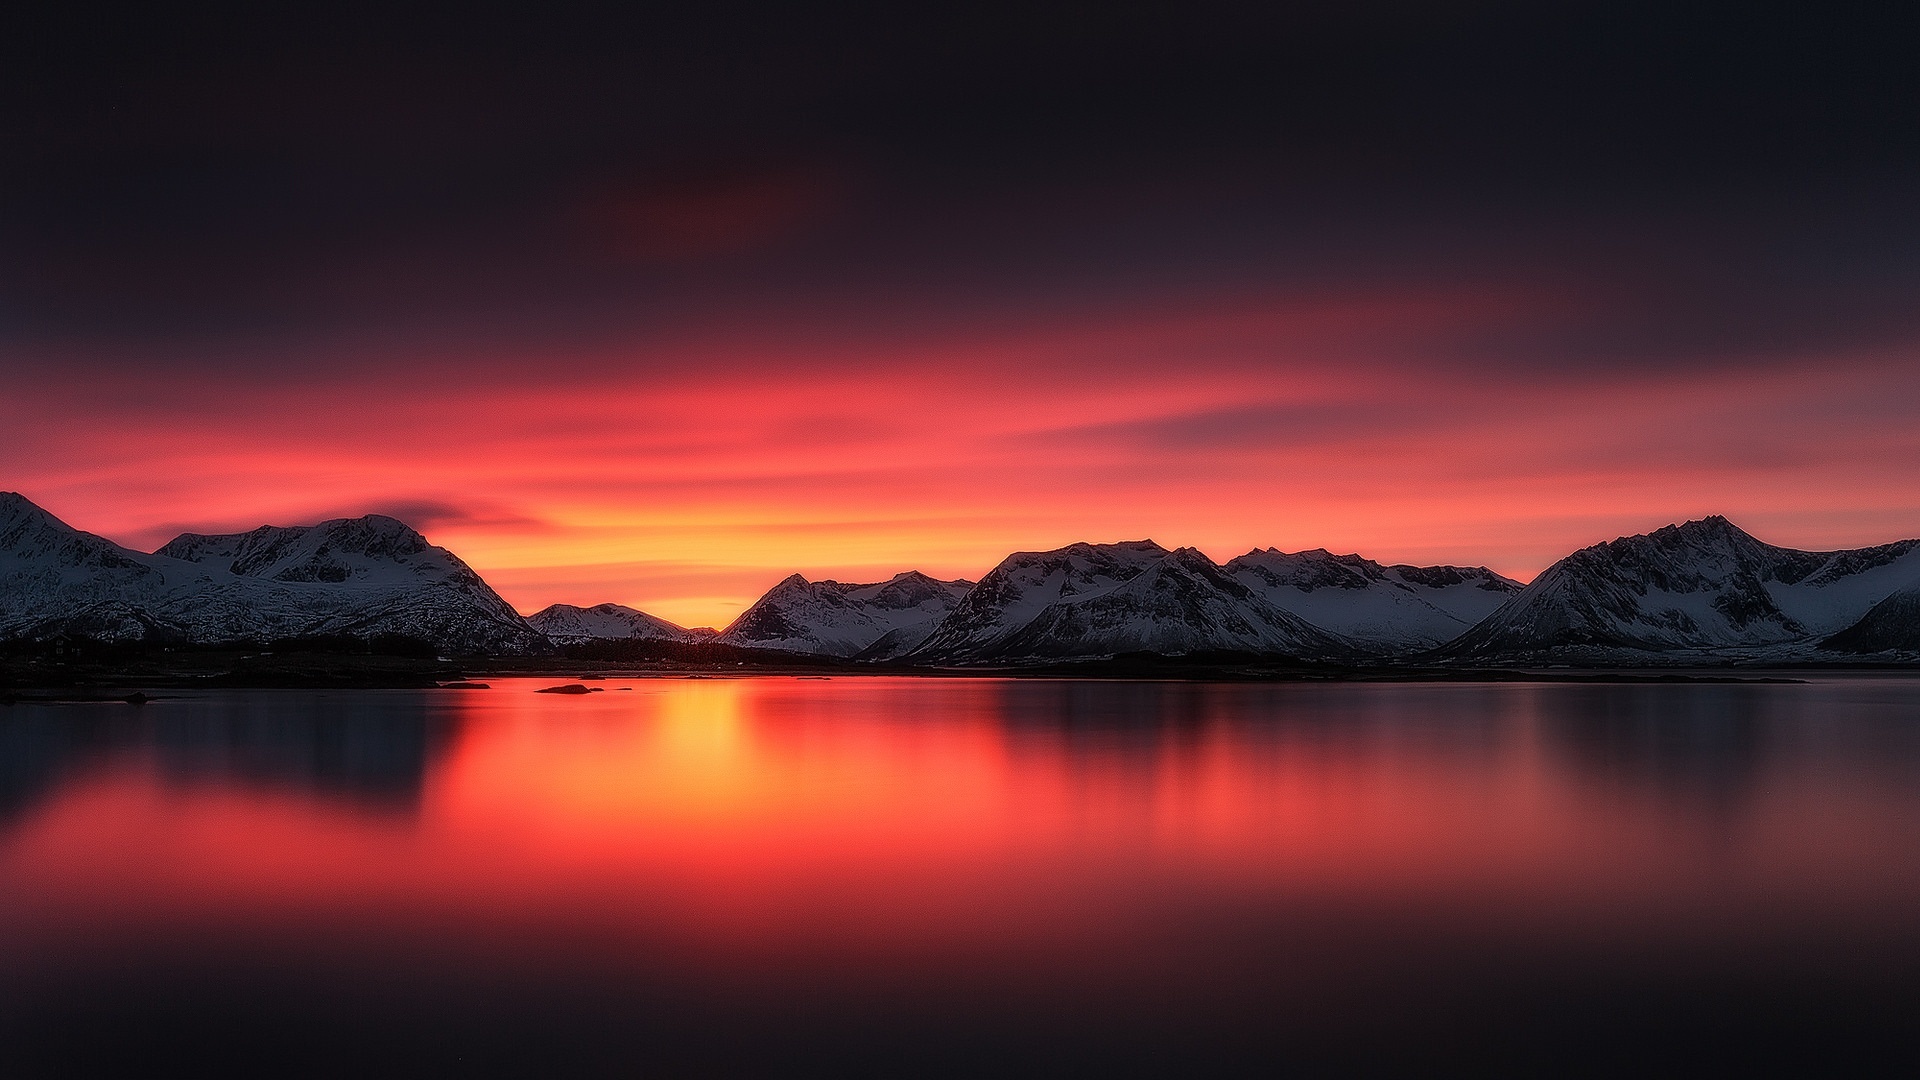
[5,3,1920,628]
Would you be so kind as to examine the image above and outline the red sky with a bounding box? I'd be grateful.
[6,5,1919,628]
[8,287,1918,629]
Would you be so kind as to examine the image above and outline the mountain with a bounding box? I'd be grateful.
[1224,548,1520,650]
[906,541,1351,664]
[0,493,546,653]
[1445,516,1920,660]
[1821,581,1920,654]
[718,571,974,658]
[12,491,1918,667]
[528,602,713,645]
[1,492,186,643]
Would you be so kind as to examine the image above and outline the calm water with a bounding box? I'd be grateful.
[3,676,1919,1076]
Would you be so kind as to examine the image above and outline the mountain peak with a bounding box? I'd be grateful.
[305,514,431,546]
[333,512,421,534]
[1055,538,1164,551]
[1,492,42,524]
[0,491,63,527]
[1581,515,1776,569]
[1658,515,1757,545]
[528,601,700,645]
[0,493,142,570]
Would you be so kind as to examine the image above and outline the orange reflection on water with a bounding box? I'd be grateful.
[3,677,1920,989]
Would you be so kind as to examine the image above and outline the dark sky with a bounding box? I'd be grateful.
[5,2,1920,623]
[9,2,1917,341]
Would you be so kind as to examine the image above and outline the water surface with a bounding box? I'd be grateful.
[3,677,1918,1076]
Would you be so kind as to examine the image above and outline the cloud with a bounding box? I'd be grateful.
[116,499,550,552]
[360,499,548,533]
[1018,400,1441,456]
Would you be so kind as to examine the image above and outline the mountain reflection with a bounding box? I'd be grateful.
[0,693,446,828]
[1534,681,1920,805]
[0,712,99,824]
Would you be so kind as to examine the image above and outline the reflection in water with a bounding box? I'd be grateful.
[0,692,443,829]
[2,677,1919,1076]
[146,692,442,807]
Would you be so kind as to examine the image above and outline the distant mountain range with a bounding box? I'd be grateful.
[4,492,1917,664]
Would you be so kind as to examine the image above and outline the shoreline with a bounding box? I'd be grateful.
[9,650,1918,696]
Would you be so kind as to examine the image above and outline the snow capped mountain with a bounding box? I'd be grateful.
[528,602,712,645]
[1446,516,1920,660]
[718,570,973,658]
[906,541,1351,663]
[0,492,187,642]
[10,490,1918,666]
[0,493,546,653]
[1225,548,1520,650]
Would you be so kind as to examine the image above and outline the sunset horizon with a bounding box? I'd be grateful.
[9,6,1919,632]
[11,486,1920,631]
[7,4,1920,1076]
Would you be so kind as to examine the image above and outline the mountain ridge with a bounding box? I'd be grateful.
[4,493,1917,665]
[905,541,1354,663]
[1224,547,1520,651]
[1445,516,1920,661]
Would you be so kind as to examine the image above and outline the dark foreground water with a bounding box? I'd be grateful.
[2,677,1918,1077]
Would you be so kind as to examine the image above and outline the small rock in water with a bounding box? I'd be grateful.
[536,683,595,695]
[439,681,491,690]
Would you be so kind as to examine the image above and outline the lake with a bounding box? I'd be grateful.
[3,676,1918,1076]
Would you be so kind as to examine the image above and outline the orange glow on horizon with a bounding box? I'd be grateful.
[6,288,1919,628]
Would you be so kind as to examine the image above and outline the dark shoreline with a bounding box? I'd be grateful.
[10,647,1919,697]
